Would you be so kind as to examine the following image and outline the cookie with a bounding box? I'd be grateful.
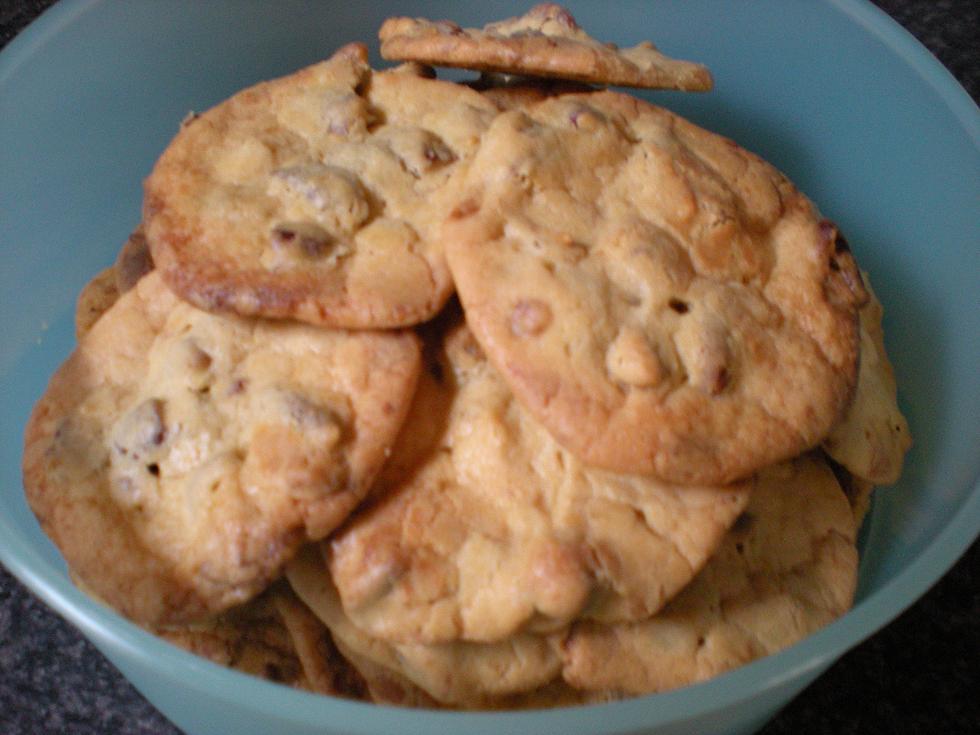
[327,319,751,645]
[467,73,597,112]
[331,636,441,708]
[560,453,858,695]
[443,91,867,484]
[75,267,119,340]
[23,272,420,625]
[75,226,156,340]
[144,43,500,328]
[155,583,306,687]
[825,456,876,529]
[823,274,910,484]
[286,545,563,708]
[115,225,154,293]
[379,4,712,91]
[271,584,368,698]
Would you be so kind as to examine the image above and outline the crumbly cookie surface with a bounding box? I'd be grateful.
[823,275,910,484]
[560,453,858,694]
[144,43,499,328]
[443,91,866,484]
[327,320,750,645]
[24,272,420,624]
[380,3,712,91]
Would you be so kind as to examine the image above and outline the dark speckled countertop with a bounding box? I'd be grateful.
[1,1,977,733]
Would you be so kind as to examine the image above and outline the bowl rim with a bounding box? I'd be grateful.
[1,0,978,732]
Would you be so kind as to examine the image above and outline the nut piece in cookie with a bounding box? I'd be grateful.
[23,272,420,625]
[561,453,859,695]
[143,43,500,328]
[379,3,712,91]
[326,319,750,648]
[443,91,865,484]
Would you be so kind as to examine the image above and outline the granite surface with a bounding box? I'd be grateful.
[1,1,977,733]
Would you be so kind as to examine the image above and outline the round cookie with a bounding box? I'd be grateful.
[442,91,867,484]
[823,274,911,484]
[379,3,712,91]
[286,544,564,709]
[560,453,859,695]
[327,319,751,645]
[24,272,420,625]
[144,43,500,328]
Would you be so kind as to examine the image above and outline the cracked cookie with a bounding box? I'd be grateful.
[24,272,420,625]
[443,91,867,485]
[144,43,499,328]
[326,318,750,645]
[560,453,858,694]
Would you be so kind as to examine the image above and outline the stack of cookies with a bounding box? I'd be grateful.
[23,4,910,709]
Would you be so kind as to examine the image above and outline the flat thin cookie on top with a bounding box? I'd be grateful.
[380,3,712,91]
[561,453,859,695]
[24,272,420,625]
[443,91,867,485]
[327,319,751,645]
[144,43,500,328]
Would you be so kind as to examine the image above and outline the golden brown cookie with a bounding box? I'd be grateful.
[380,4,712,91]
[331,636,442,708]
[286,545,564,709]
[823,274,911,484]
[23,272,420,625]
[327,319,751,645]
[144,43,499,328]
[560,454,858,695]
[75,267,119,340]
[443,91,867,484]
[115,225,154,293]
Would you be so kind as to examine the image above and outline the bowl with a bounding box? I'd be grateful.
[1,1,978,734]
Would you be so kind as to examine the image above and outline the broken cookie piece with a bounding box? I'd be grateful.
[380,3,712,91]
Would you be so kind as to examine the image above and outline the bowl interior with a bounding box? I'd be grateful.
[1,1,978,734]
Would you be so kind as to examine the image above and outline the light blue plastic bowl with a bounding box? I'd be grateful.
[1,2,977,734]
